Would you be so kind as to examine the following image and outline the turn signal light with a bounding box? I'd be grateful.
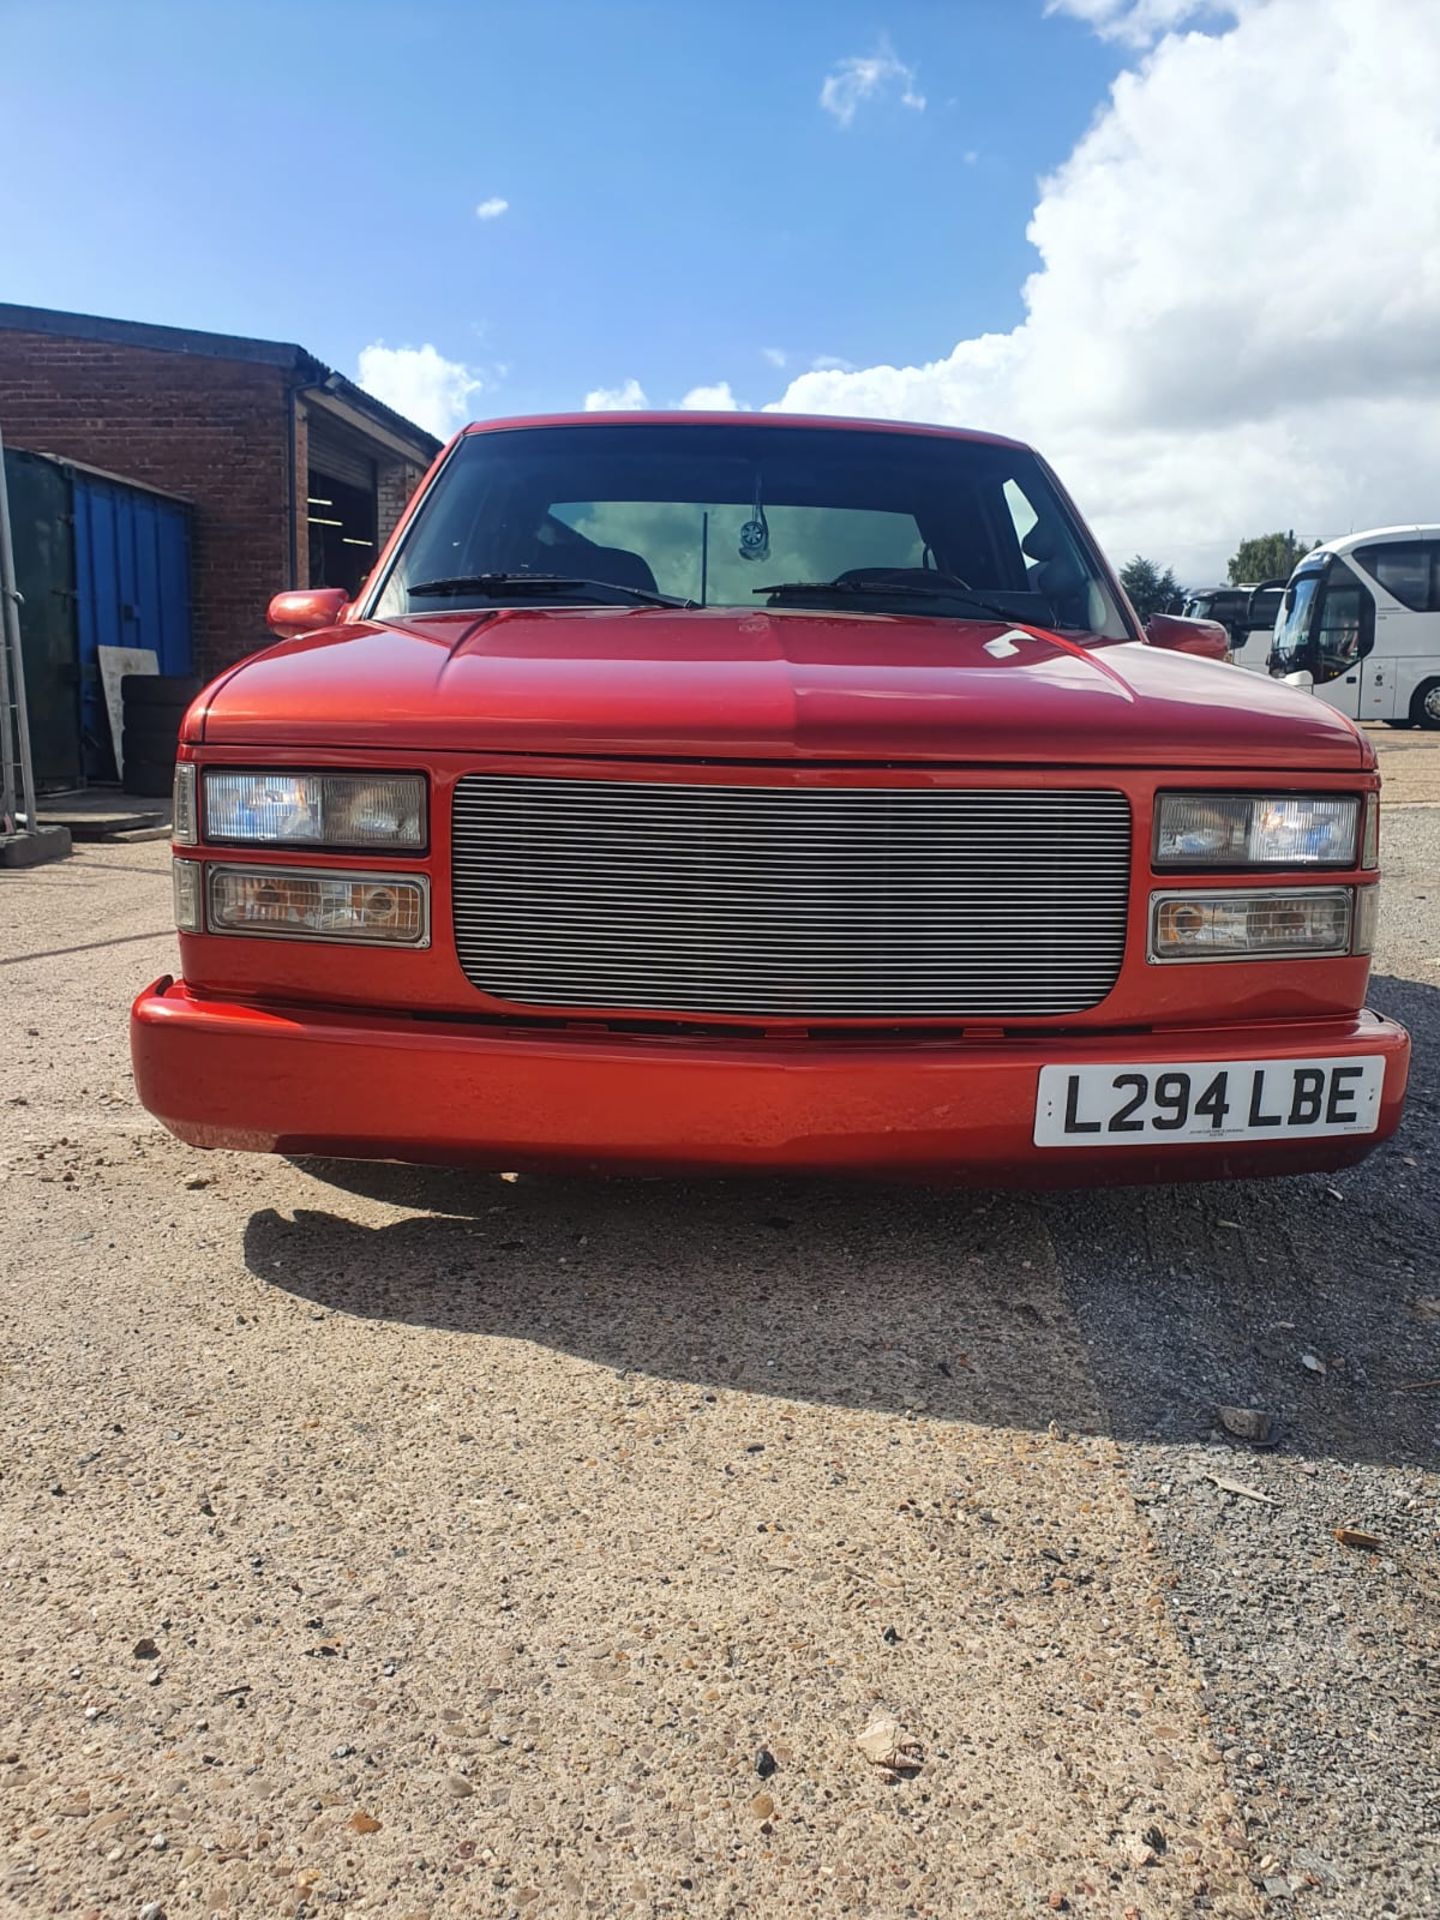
[172,858,202,932]
[1150,887,1354,961]
[206,866,429,946]
[172,764,198,845]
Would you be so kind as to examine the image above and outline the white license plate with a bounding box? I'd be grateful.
[1034,1056,1385,1147]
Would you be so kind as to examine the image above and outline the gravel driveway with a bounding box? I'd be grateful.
[1,757,1436,1919]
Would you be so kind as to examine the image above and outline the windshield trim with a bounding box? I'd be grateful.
[358,423,1139,644]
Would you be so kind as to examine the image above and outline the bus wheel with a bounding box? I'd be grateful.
[1413,681,1440,731]
[1384,718,1415,729]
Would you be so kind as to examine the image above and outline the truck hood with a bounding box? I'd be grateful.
[195,606,1368,770]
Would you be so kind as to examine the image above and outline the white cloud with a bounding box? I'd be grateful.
[810,355,856,374]
[583,378,649,411]
[678,382,743,411]
[761,347,788,369]
[820,40,925,128]
[356,341,483,439]
[474,196,510,220]
[1046,0,1237,43]
[771,0,1440,583]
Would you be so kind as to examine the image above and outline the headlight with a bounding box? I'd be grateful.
[1150,886,1354,961]
[1155,793,1360,868]
[207,865,429,946]
[203,771,425,849]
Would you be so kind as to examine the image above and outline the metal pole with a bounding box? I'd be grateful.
[0,421,38,834]
[0,518,15,834]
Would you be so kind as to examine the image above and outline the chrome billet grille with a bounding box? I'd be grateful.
[451,777,1131,1017]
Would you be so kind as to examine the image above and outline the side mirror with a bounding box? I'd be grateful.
[267,587,349,641]
[1144,612,1230,661]
[1246,578,1288,628]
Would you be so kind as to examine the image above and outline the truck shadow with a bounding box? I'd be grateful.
[243,973,1437,1469]
[1040,971,1438,1470]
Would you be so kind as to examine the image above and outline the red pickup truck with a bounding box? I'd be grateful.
[131,413,1408,1183]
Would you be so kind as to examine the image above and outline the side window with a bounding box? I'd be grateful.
[1313,559,1374,684]
[1353,540,1440,612]
[999,473,1113,633]
[1001,478,1039,552]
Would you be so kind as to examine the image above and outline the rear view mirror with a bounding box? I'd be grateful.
[1144,612,1229,661]
[267,587,349,641]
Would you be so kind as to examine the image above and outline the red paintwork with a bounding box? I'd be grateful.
[1145,611,1231,661]
[266,586,349,641]
[457,409,1033,448]
[131,979,1409,1185]
[134,412,1408,1182]
[187,610,1368,770]
[168,752,1378,1032]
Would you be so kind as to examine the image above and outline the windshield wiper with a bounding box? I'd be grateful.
[754,574,1044,627]
[407,572,697,610]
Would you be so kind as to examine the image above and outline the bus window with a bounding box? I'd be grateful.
[1353,539,1440,612]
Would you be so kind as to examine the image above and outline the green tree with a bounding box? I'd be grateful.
[1119,555,1182,622]
[1226,530,1319,585]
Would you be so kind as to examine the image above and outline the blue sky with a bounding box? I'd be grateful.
[4,1,1435,582]
[0,1,1122,420]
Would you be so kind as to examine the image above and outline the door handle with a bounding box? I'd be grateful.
[1344,675,1357,684]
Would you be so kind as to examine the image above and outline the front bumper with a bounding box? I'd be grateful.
[130,980,1410,1185]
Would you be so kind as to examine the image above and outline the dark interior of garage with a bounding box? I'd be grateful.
[307,470,377,597]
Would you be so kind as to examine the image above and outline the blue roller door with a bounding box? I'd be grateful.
[2,448,80,788]
[73,473,192,778]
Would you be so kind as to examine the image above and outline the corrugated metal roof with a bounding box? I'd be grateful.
[0,301,441,459]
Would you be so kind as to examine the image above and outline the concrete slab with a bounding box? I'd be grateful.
[37,788,169,840]
[0,823,71,867]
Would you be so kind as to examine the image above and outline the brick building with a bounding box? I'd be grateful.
[0,303,440,680]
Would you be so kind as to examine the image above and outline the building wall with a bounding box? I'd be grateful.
[377,456,428,548]
[292,400,312,602]
[0,328,295,680]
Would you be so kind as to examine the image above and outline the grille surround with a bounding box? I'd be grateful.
[452,775,1132,1018]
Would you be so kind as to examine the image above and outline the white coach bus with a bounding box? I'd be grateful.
[1268,526,1440,728]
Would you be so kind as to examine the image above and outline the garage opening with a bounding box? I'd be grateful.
[306,414,379,598]
[307,470,377,596]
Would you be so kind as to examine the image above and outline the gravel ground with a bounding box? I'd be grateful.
[1363,727,1440,805]
[1,768,1437,1920]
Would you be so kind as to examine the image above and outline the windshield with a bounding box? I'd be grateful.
[1184,591,1238,623]
[369,424,1129,637]
[1271,568,1324,673]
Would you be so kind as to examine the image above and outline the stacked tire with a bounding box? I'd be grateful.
[120,675,202,798]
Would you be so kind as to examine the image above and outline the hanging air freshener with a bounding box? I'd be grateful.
[738,472,769,561]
